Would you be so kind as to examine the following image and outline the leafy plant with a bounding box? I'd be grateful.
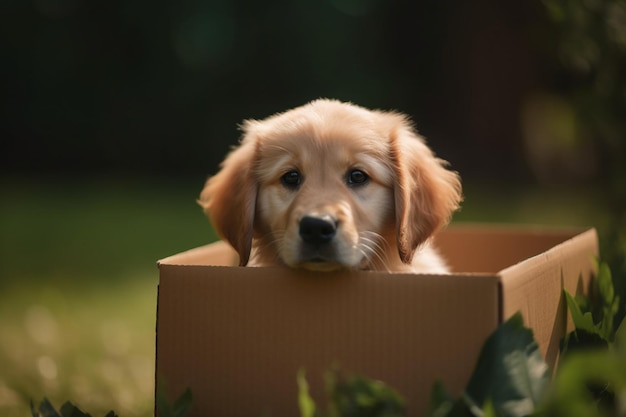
[30,398,118,417]
[31,386,192,417]
[298,312,549,417]
[562,261,621,355]
[538,323,626,417]
[155,387,193,417]
[426,312,550,417]
[428,261,625,417]
[298,368,405,417]
[539,261,626,417]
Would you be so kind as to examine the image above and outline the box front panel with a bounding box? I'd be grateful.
[156,266,500,417]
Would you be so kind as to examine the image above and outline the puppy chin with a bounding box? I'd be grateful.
[282,254,355,272]
[280,245,364,271]
[297,261,345,272]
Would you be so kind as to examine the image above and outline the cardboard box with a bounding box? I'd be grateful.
[156,225,598,417]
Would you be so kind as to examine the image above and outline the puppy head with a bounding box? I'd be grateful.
[250,102,397,271]
[199,99,462,269]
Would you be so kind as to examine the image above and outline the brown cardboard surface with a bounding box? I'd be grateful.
[498,227,599,367]
[156,225,598,417]
[434,224,592,273]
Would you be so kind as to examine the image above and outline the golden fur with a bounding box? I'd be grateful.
[199,99,462,273]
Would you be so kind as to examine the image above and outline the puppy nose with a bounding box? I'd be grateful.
[299,215,337,245]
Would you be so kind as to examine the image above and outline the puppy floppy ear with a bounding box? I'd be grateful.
[391,123,462,264]
[198,133,258,266]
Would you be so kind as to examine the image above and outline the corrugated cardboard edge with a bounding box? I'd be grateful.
[498,227,598,368]
[158,240,239,267]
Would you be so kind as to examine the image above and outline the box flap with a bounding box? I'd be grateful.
[158,240,239,267]
[435,224,591,273]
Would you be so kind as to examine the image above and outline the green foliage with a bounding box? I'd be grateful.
[31,387,192,417]
[428,261,626,417]
[464,313,550,416]
[538,338,626,417]
[30,398,117,417]
[155,387,193,417]
[562,260,621,355]
[540,262,626,417]
[326,370,406,417]
[540,0,626,178]
[298,369,317,417]
[298,369,405,417]
[427,313,550,417]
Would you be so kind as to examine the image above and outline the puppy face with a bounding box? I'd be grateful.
[199,99,462,271]
[254,120,396,270]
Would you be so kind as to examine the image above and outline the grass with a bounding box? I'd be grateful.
[0,176,215,417]
[0,176,610,417]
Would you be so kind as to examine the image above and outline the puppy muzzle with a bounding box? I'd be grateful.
[294,214,348,270]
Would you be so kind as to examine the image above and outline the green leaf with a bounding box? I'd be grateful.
[59,401,91,417]
[563,261,620,348]
[34,399,62,417]
[597,262,620,341]
[481,399,497,417]
[464,312,549,417]
[564,290,599,336]
[156,383,192,417]
[426,380,455,417]
[614,316,626,358]
[298,369,317,417]
[597,262,614,302]
[540,348,625,417]
[562,328,609,356]
[30,399,117,417]
[171,388,192,417]
[30,400,38,417]
[463,391,490,417]
[326,369,405,417]
[156,383,172,417]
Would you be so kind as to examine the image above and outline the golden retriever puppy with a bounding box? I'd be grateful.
[199,99,462,273]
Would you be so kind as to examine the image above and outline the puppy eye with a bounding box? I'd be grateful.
[281,170,302,188]
[347,169,369,186]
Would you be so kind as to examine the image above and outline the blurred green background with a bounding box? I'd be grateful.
[1,0,625,416]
